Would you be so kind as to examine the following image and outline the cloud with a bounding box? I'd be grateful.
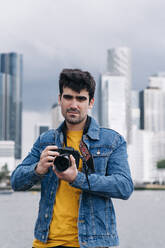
[1,0,165,110]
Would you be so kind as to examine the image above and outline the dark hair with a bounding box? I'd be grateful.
[59,69,96,101]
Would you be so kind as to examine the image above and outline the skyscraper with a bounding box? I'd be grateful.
[35,124,50,140]
[139,73,165,183]
[131,90,140,129]
[0,53,23,159]
[149,72,165,90]
[0,73,6,140]
[140,86,165,132]
[51,103,64,129]
[107,47,132,143]
[0,73,12,140]
[99,73,127,139]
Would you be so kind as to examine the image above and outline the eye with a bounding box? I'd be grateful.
[76,96,87,102]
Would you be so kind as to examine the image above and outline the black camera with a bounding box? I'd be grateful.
[53,147,81,172]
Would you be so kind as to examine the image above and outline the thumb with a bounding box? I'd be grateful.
[70,155,76,167]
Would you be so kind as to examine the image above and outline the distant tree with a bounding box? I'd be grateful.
[157,160,165,169]
[0,163,10,181]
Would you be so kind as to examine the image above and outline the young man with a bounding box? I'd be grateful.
[11,69,133,248]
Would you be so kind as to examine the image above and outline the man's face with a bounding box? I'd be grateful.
[58,87,94,126]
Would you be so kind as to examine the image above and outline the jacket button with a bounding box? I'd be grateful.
[97,150,100,155]
[42,235,45,239]
[79,220,85,223]
[45,213,48,218]
[81,242,86,245]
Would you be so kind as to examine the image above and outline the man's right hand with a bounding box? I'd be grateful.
[35,146,59,175]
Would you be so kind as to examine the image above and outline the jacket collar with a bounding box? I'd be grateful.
[86,117,100,140]
[57,116,100,141]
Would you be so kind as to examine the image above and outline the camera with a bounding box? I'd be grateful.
[53,147,81,172]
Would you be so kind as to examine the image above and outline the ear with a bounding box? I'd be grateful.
[89,98,94,109]
[58,94,61,105]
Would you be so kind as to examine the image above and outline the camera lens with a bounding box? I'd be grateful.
[54,154,70,172]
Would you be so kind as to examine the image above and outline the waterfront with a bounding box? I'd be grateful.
[0,190,165,248]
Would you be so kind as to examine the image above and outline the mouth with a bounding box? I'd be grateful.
[67,109,80,115]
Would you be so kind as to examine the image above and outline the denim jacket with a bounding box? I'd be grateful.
[11,117,133,247]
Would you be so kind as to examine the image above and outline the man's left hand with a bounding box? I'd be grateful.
[53,155,78,183]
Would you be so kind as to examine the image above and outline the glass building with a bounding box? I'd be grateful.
[140,86,165,132]
[0,53,23,159]
[0,73,12,140]
[149,73,165,90]
[107,47,132,143]
[99,73,127,140]
[0,73,5,140]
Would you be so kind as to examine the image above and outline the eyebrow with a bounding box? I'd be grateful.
[63,94,88,101]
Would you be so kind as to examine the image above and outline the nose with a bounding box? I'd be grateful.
[70,98,78,108]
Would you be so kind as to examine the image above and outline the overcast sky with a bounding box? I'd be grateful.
[1,0,165,111]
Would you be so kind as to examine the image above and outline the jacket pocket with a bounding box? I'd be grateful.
[90,147,112,175]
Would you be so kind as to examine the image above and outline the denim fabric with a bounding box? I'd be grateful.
[11,117,133,248]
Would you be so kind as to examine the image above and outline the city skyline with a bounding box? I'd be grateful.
[0,47,165,183]
[0,53,23,159]
[0,0,165,111]
[106,47,131,143]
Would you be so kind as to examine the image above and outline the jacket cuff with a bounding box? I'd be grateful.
[70,171,86,188]
[29,163,45,180]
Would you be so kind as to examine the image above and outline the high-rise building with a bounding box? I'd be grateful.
[22,111,51,160]
[34,124,50,140]
[0,141,15,172]
[153,132,165,183]
[149,72,165,90]
[0,53,23,159]
[0,73,6,139]
[128,127,156,183]
[140,86,165,132]
[131,90,140,129]
[139,74,165,183]
[129,126,165,184]
[107,47,132,143]
[51,103,64,129]
[0,73,12,140]
[99,73,127,139]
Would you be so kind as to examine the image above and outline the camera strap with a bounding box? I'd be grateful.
[79,140,95,173]
[79,140,94,191]
[61,116,94,190]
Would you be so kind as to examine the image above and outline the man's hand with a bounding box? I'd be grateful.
[53,155,78,183]
[35,146,59,175]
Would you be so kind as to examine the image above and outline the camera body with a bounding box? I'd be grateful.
[53,147,80,172]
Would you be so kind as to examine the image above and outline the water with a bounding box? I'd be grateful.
[0,190,165,248]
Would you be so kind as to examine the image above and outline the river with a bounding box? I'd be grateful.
[0,190,164,248]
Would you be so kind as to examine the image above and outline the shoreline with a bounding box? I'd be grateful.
[1,184,165,192]
[134,183,165,190]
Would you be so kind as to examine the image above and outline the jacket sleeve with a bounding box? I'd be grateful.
[11,137,43,191]
[70,135,134,200]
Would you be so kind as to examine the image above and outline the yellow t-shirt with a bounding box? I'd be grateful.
[33,130,83,248]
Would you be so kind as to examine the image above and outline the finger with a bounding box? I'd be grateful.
[39,162,54,171]
[41,150,59,159]
[47,150,59,157]
[46,162,54,167]
[47,155,56,162]
[45,146,58,151]
[70,154,75,161]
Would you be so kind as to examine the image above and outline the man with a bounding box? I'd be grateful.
[11,69,133,248]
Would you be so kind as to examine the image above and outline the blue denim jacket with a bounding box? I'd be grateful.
[11,117,133,247]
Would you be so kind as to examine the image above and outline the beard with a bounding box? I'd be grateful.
[64,108,87,125]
